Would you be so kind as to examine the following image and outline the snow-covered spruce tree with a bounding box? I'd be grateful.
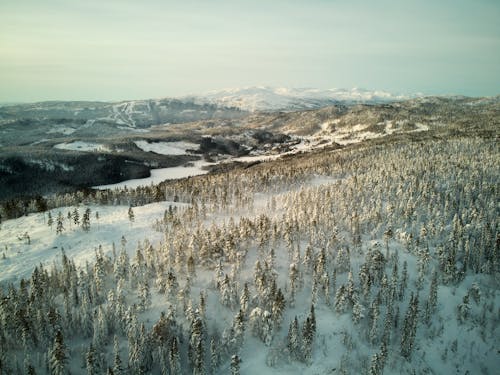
[288,262,299,306]
[73,207,80,226]
[81,208,91,232]
[456,294,470,324]
[230,354,241,375]
[86,343,99,375]
[287,316,301,361]
[47,211,54,230]
[335,285,348,314]
[128,205,135,224]
[398,261,408,301]
[352,300,365,325]
[49,330,68,375]
[56,211,65,235]
[249,307,273,346]
[424,270,439,324]
[301,316,315,365]
[189,313,206,373]
[138,279,152,312]
[239,282,250,315]
[112,336,124,375]
[400,293,419,359]
[369,293,381,345]
[271,288,286,329]
[169,336,181,375]
[210,336,220,374]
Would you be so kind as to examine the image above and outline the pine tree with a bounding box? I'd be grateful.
[138,279,152,311]
[82,208,91,232]
[369,294,381,345]
[128,206,135,224]
[287,316,300,361]
[73,207,80,226]
[49,330,68,375]
[169,337,181,375]
[352,300,365,325]
[400,294,419,359]
[369,352,382,375]
[230,310,246,352]
[302,316,314,364]
[56,212,65,235]
[189,314,205,370]
[113,336,123,375]
[86,343,99,375]
[424,270,438,323]
[399,261,408,300]
[271,288,286,329]
[457,294,470,324]
[240,282,250,315]
[335,285,348,314]
[47,212,54,230]
[210,336,220,374]
[230,355,241,375]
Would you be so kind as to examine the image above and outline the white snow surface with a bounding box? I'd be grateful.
[54,141,110,152]
[94,159,213,190]
[47,126,76,135]
[134,140,199,155]
[0,202,186,284]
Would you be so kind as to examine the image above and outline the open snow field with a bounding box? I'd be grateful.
[134,140,199,155]
[54,141,111,152]
[94,160,213,190]
[0,201,187,284]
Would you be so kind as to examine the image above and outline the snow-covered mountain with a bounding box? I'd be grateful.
[194,86,418,112]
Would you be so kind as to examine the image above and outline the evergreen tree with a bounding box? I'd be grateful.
[352,300,365,325]
[230,355,241,375]
[47,212,54,230]
[169,337,181,375]
[73,207,80,226]
[112,336,123,375]
[424,270,438,323]
[82,208,91,232]
[138,279,152,311]
[56,212,65,235]
[210,337,220,374]
[401,294,419,359]
[287,316,300,361]
[86,343,99,375]
[189,314,205,370]
[128,206,135,224]
[49,330,68,375]
[240,282,250,315]
[302,316,315,364]
[271,288,286,329]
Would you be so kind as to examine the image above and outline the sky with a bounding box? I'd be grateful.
[0,0,499,102]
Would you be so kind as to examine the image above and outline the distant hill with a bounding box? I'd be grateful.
[190,86,420,112]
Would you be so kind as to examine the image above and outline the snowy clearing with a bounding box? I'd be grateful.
[54,141,110,152]
[0,201,186,284]
[94,159,213,190]
[134,140,199,155]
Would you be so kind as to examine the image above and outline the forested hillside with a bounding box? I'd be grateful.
[0,134,498,374]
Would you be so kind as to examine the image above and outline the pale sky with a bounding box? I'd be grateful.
[1,0,499,102]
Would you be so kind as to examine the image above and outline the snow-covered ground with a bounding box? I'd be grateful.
[134,140,199,155]
[54,141,110,152]
[47,126,76,135]
[94,159,213,190]
[0,201,186,284]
